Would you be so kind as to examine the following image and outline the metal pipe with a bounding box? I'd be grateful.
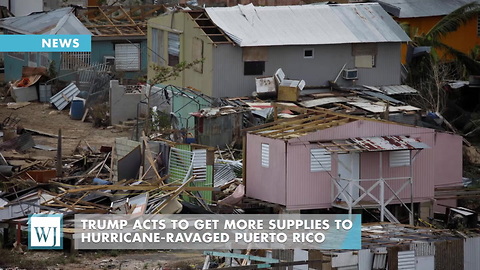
[380,152,384,222]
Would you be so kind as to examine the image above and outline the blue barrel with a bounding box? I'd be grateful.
[71,100,84,120]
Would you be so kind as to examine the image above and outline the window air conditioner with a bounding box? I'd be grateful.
[104,56,115,66]
[343,69,358,80]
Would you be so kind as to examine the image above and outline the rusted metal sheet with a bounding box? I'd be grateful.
[435,240,463,270]
[351,135,429,152]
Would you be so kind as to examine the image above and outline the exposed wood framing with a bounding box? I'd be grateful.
[187,10,234,45]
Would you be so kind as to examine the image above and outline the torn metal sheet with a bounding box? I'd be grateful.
[251,108,273,119]
[351,135,429,151]
[50,82,80,110]
[118,145,141,182]
[347,101,420,113]
[300,97,348,108]
[379,85,418,95]
[34,144,56,151]
[360,90,404,105]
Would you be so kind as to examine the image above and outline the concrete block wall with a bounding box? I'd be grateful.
[109,80,144,125]
[112,137,142,182]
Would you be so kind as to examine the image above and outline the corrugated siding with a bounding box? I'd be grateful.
[212,43,402,98]
[464,237,480,270]
[247,119,462,209]
[435,240,464,270]
[358,249,374,270]
[410,242,435,256]
[197,113,243,148]
[246,134,287,205]
[286,143,335,209]
[292,120,443,202]
[272,249,294,270]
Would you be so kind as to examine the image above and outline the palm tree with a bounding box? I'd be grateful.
[406,2,480,113]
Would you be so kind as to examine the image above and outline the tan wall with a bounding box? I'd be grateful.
[147,12,214,96]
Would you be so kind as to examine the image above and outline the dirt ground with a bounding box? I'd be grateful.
[0,249,206,270]
[0,101,131,157]
[0,101,208,270]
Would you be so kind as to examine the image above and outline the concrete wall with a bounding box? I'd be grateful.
[0,0,43,16]
[212,42,403,98]
[109,80,144,125]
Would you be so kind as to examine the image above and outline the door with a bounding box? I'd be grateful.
[338,153,360,201]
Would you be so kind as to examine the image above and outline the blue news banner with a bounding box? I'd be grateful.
[0,35,91,52]
[70,214,361,250]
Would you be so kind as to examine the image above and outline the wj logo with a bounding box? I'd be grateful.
[28,214,63,249]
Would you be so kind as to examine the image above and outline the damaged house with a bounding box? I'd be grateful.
[244,109,462,223]
[0,5,163,83]
[147,2,410,98]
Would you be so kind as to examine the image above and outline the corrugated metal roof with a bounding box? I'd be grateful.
[50,82,80,110]
[377,0,478,18]
[205,3,410,47]
[351,135,429,151]
[0,7,91,35]
[380,85,418,95]
[318,135,429,152]
[300,97,348,108]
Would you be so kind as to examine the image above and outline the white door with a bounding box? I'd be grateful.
[338,153,360,201]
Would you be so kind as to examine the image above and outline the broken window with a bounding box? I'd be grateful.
[61,52,91,70]
[192,37,203,73]
[115,43,140,71]
[243,47,267,76]
[244,61,265,76]
[304,48,314,59]
[310,148,331,172]
[151,28,165,65]
[261,143,269,168]
[389,150,410,167]
[168,32,180,66]
[353,43,377,68]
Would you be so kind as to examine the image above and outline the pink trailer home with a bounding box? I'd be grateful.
[245,110,462,223]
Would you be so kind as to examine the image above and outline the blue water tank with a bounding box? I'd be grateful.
[71,100,84,120]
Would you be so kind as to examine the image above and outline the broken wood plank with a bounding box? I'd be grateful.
[152,176,196,214]
[142,133,163,183]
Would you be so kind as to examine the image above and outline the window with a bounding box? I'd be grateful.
[353,43,377,68]
[261,143,269,168]
[192,37,203,73]
[61,52,91,70]
[310,148,331,172]
[168,32,180,66]
[7,52,25,61]
[39,52,49,67]
[151,28,164,65]
[115,43,140,71]
[244,61,265,76]
[28,52,37,67]
[304,48,314,59]
[390,150,410,167]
